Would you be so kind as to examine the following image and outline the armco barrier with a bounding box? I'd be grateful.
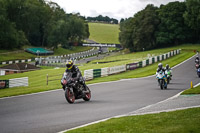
[108,65,126,75]
[93,69,101,78]
[138,61,142,68]
[152,57,155,64]
[83,49,180,81]
[9,77,28,88]
[142,60,146,67]
[84,69,93,80]
[101,67,109,77]
[160,55,163,61]
[0,77,28,88]
[126,63,138,70]
[149,58,152,65]
[146,59,149,65]
[0,80,9,89]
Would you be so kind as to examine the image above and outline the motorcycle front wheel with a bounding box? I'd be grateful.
[65,88,75,104]
[159,80,163,90]
[83,86,91,101]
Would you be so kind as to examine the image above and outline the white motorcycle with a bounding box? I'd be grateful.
[156,70,167,90]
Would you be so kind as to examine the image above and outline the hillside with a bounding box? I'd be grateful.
[88,23,120,44]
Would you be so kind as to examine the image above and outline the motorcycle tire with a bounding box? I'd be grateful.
[160,80,163,90]
[83,86,91,101]
[65,88,75,104]
[167,77,170,84]
[164,83,167,89]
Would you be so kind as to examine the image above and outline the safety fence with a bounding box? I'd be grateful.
[84,49,180,80]
[0,77,28,89]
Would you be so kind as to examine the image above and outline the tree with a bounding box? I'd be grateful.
[132,4,159,51]
[119,4,159,51]
[120,18,125,23]
[87,15,118,24]
[184,0,200,42]
[0,0,90,50]
[119,18,135,52]
[0,0,28,49]
[156,1,191,47]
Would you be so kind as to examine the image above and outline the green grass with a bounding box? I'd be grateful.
[66,107,200,133]
[182,85,200,95]
[0,51,36,62]
[89,23,120,44]
[0,46,92,62]
[0,44,199,98]
[54,46,91,55]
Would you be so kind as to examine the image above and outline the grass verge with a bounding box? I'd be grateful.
[181,85,200,95]
[66,107,200,133]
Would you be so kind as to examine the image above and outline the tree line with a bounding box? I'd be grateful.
[0,0,89,50]
[119,0,200,52]
[87,15,118,24]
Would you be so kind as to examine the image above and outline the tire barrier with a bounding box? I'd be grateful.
[84,49,181,80]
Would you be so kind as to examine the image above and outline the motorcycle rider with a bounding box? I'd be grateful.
[195,56,199,64]
[165,64,172,78]
[157,63,165,73]
[156,63,167,85]
[195,56,200,69]
[65,60,87,92]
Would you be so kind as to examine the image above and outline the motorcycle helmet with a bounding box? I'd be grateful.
[158,63,163,69]
[196,56,199,60]
[166,64,169,69]
[66,60,73,70]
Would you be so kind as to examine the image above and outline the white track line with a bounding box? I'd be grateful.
[0,89,61,100]
[129,105,200,116]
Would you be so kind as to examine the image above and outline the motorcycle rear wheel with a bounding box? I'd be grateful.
[65,88,75,104]
[167,77,170,84]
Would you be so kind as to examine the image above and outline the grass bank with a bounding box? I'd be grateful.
[182,85,200,95]
[0,44,199,98]
[66,107,200,133]
[89,23,120,44]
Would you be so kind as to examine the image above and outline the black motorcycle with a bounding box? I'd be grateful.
[61,72,91,104]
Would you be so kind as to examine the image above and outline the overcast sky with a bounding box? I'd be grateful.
[49,0,184,20]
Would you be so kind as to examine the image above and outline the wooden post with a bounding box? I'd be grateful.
[47,74,48,85]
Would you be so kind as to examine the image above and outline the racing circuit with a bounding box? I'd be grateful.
[0,55,199,133]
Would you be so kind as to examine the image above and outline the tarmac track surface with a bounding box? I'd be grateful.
[0,55,199,133]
